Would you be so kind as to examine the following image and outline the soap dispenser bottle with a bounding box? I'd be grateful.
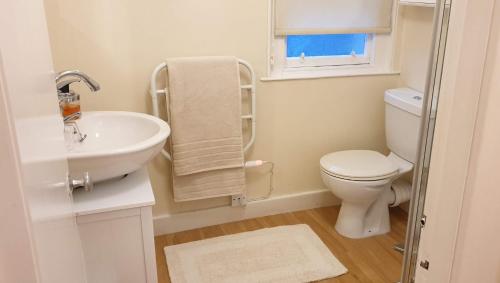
[57,78,82,121]
[59,90,81,121]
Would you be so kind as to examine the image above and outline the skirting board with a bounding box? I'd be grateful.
[153,189,340,235]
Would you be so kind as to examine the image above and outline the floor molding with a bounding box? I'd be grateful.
[153,190,340,235]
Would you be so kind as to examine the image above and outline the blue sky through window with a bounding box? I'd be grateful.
[287,34,367,58]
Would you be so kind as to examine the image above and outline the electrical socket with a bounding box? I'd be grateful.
[231,194,247,207]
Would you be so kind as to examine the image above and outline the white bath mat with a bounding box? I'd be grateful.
[164,224,348,283]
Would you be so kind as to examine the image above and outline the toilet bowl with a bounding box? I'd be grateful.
[320,151,412,238]
[320,87,424,239]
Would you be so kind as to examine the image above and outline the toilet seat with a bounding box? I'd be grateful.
[320,150,399,181]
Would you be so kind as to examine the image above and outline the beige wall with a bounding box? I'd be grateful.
[398,6,435,93]
[43,0,401,216]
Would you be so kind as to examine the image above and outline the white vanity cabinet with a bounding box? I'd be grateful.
[400,0,435,7]
[73,168,158,283]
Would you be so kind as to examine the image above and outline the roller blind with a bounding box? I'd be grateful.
[274,0,394,36]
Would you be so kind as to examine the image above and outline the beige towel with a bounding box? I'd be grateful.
[167,56,245,201]
[167,56,244,176]
[172,168,245,202]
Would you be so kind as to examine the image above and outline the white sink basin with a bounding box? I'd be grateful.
[65,111,169,183]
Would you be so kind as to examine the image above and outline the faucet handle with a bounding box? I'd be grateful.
[68,172,94,192]
[57,78,81,93]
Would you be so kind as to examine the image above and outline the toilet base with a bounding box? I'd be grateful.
[335,186,393,239]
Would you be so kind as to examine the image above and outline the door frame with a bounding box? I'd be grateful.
[0,0,87,282]
[401,0,451,280]
[0,52,40,283]
[401,0,496,281]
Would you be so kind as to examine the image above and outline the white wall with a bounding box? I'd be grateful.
[413,0,496,281]
[0,60,38,283]
[0,0,86,281]
[43,0,401,216]
[450,1,500,280]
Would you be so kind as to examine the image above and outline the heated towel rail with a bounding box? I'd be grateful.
[150,59,256,161]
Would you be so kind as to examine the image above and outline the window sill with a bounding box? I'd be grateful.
[261,67,400,82]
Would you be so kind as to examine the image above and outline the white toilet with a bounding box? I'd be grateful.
[320,88,424,239]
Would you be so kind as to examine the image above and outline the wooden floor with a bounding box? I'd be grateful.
[155,206,408,283]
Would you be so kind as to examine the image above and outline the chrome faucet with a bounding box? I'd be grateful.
[56,70,100,92]
[56,70,100,143]
[55,70,100,122]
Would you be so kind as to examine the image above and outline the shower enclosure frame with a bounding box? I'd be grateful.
[401,0,452,282]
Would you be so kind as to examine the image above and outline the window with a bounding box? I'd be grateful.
[268,0,396,79]
[285,34,372,68]
[287,34,367,58]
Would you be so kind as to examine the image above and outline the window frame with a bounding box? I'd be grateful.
[265,0,399,80]
[284,34,375,69]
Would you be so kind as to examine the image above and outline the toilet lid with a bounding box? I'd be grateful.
[320,150,399,181]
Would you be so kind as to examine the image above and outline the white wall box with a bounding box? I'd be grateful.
[73,168,157,283]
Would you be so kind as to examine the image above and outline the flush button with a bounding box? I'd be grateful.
[413,95,422,101]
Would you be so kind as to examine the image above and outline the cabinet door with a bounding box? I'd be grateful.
[78,209,147,283]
